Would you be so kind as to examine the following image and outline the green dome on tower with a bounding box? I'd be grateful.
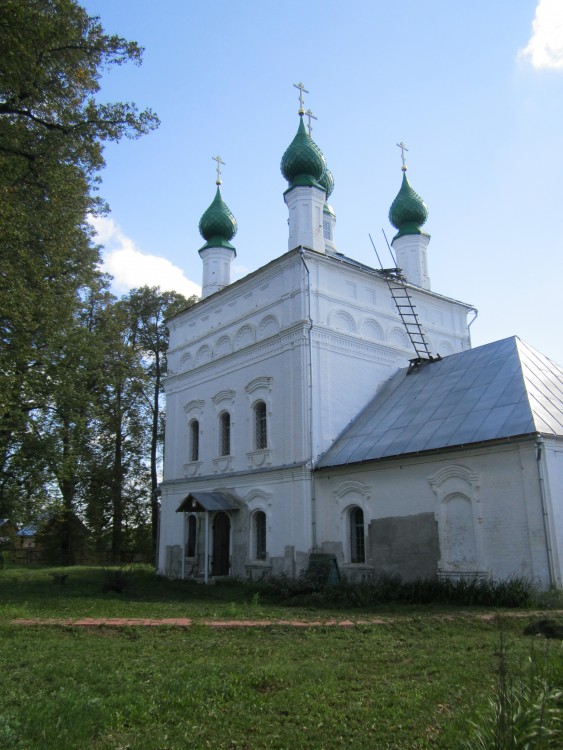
[281,116,326,189]
[198,187,237,252]
[389,171,428,240]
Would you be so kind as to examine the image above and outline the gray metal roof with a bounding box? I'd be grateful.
[176,491,241,513]
[317,336,563,469]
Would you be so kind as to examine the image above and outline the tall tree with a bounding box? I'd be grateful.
[125,288,195,551]
[0,0,159,521]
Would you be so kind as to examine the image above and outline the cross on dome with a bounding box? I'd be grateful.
[305,108,317,136]
[396,141,409,171]
[293,81,309,115]
[212,155,225,185]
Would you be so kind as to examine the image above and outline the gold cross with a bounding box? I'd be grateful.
[212,155,225,185]
[396,141,409,171]
[305,108,317,136]
[293,81,309,115]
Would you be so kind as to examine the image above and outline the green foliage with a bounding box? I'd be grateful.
[466,631,563,749]
[256,573,540,609]
[0,0,158,524]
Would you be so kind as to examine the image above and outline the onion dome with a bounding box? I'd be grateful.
[319,167,334,199]
[281,116,326,189]
[198,187,237,252]
[389,171,428,240]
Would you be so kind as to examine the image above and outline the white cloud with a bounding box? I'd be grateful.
[519,0,563,70]
[90,216,201,299]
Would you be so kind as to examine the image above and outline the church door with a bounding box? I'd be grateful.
[212,512,230,576]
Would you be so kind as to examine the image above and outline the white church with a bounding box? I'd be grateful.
[158,93,563,589]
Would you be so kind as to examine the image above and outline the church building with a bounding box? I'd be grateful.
[158,91,563,589]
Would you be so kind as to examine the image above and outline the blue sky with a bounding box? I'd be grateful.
[83,0,563,364]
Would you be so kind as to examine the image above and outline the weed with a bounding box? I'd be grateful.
[465,629,563,749]
[101,567,131,594]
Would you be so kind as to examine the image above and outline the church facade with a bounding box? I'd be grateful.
[157,103,563,589]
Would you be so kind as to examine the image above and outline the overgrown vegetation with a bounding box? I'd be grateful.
[466,630,562,749]
[254,571,550,609]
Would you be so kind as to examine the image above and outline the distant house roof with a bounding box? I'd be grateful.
[317,336,563,469]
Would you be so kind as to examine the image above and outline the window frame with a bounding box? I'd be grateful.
[189,419,200,462]
[349,506,366,564]
[252,510,267,561]
[219,411,231,457]
[254,400,267,450]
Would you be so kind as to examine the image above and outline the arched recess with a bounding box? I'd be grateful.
[195,345,211,366]
[235,324,256,349]
[360,318,384,342]
[180,351,192,368]
[388,327,410,349]
[328,309,357,334]
[429,465,486,574]
[214,335,232,358]
[258,315,280,339]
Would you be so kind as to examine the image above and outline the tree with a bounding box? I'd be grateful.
[124,288,195,551]
[0,0,159,522]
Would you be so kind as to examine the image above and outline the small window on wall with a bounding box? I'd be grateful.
[189,419,199,462]
[253,511,267,561]
[254,401,267,450]
[186,515,197,558]
[350,507,365,563]
[219,411,231,456]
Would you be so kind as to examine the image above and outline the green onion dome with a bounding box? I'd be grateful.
[281,116,326,189]
[319,167,334,199]
[389,171,428,240]
[198,187,237,251]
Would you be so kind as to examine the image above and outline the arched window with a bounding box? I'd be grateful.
[253,511,267,561]
[219,411,231,456]
[186,515,197,558]
[350,507,365,564]
[254,401,267,450]
[189,419,199,462]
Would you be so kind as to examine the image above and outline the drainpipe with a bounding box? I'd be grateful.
[300,249,317,551]
[536,437,556,588]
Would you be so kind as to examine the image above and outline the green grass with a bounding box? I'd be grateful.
[0,566,561,749]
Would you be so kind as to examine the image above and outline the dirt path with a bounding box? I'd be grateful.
[10,612,561,629]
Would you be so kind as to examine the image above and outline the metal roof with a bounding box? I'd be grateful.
[317,337,563,469]
[176,491,241,513]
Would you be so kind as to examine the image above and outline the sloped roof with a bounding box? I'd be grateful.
[176,491,241,513]
[317,336,563,469]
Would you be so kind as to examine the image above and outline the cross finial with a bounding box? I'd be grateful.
[212,155,225,185]
[396,141,409,171]
[293,81,309,115]
[305,108,317,136]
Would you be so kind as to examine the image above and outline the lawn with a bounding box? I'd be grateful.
[0,566,561,749]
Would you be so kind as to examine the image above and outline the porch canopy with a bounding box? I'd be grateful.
[175,491,240,514]
[175,491,240,583]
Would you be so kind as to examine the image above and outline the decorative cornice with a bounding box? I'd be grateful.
[245,376,273,394]
[183,399,205,415]
[212,389,236,406]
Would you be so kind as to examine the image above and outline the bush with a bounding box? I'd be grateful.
[253,574,540,609]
